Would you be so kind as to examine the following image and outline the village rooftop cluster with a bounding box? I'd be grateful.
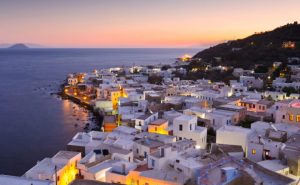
[1,56,300,185]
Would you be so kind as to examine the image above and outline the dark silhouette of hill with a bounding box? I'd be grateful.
[8,43,29,49]
[193,22,300,69]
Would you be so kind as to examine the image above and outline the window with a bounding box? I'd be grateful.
[264,150,270,159]
[190,124,192,131]
[297,115,300,122]
[179,124,183,131]
[177,168,183,172]
[151,159,155,167]
[289,114,294,121]
[252,149,256,155]
[282,115,285,119]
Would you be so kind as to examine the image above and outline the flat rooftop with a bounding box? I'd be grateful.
[140,169,188,184]
[135,132,176,143]
[52,151,80,161]
[87,159,116,174]
[258,160,288,172]
[216,144,244,153]
[136,113,155,120]
[282,132,300,159]
[149,119,168,126]
[163,110,182,117]
[219,104,245,110]
[70,180,116,185]
[218,125,253,134]
[135,138,164,148]
[0,175,52,185]
[174,114,196,122]
[25,158,58,176]
[112,126,137,134]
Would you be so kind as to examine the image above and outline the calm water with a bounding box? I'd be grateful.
[0,48,199,175]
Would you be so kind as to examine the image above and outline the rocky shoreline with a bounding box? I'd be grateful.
[58,83,103,132]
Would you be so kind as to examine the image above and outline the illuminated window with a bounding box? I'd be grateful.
[252,149,256,155]
[289,114,294,121]
[297,115,300,122]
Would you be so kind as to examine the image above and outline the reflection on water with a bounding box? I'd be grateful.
[61,99,95,130]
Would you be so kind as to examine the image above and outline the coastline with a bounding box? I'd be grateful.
[0,48,198,176]
[58,84,103,132]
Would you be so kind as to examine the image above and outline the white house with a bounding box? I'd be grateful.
[105,161,137,184]
[24,151,81,185]
[184,106,236,129]
[163,109,183,125]
[134,112,159,131]
[264,91,287,101]
[191,90,223,102]
[147,145,178,170]
[247,133,285,162]
[240,76,263,89]
[78,156,116,181]
[274,99,300,125]
[173,115,207,149]
[0,175,53,185]
[216,126,254,155]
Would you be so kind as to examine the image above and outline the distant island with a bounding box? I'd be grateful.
[8,43,29,49]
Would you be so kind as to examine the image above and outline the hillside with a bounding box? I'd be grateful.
[192,22,300,69]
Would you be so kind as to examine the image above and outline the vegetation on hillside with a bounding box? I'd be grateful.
[192,22,300,69]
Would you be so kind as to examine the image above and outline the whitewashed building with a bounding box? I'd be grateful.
[173,115,207,149]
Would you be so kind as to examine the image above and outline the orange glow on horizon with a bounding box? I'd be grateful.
[1,0,299,48]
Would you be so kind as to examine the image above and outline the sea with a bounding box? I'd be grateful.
[0,48,200,175]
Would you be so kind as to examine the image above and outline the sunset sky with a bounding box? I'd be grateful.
[0,0,299,48]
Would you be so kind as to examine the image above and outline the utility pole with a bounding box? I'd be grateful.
[55,165,58,185]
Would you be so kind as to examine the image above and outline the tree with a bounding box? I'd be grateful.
[239,118,254,128]
[254,65,269,73]
[266,95,274,101]
[161,65,171,71]
[148,75,163,85]
[282,86,298,96]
